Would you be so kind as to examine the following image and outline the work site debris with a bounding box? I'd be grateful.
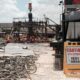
[0,56,37,80]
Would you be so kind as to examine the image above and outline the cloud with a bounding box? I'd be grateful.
[37,0,60,5]
[31,0,62,24]
[0,0,26,23]
[0,0,62,24]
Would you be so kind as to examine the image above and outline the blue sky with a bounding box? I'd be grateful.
[17,0,30,11]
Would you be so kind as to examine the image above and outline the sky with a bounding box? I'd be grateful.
[0,0,63,24]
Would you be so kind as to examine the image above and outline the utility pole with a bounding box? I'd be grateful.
[59,0,64,41]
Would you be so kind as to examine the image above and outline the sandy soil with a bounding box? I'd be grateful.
[0,43,80,80]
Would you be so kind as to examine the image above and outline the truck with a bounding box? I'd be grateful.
[50,0,80,77]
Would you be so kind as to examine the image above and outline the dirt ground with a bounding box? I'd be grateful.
[0,43,80,80]
[28,43,80,80]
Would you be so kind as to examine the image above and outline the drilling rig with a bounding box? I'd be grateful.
[7,3,59,43]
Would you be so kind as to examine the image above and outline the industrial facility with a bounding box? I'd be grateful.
[0,0,80,80]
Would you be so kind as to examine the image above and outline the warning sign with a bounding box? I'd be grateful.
[66,47,80,64]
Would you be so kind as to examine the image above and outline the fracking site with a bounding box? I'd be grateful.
[1,0,80,80]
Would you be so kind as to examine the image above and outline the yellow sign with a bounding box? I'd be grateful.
[64,42,80,77]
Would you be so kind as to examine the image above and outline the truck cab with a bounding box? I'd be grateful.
[63,10,80,77]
